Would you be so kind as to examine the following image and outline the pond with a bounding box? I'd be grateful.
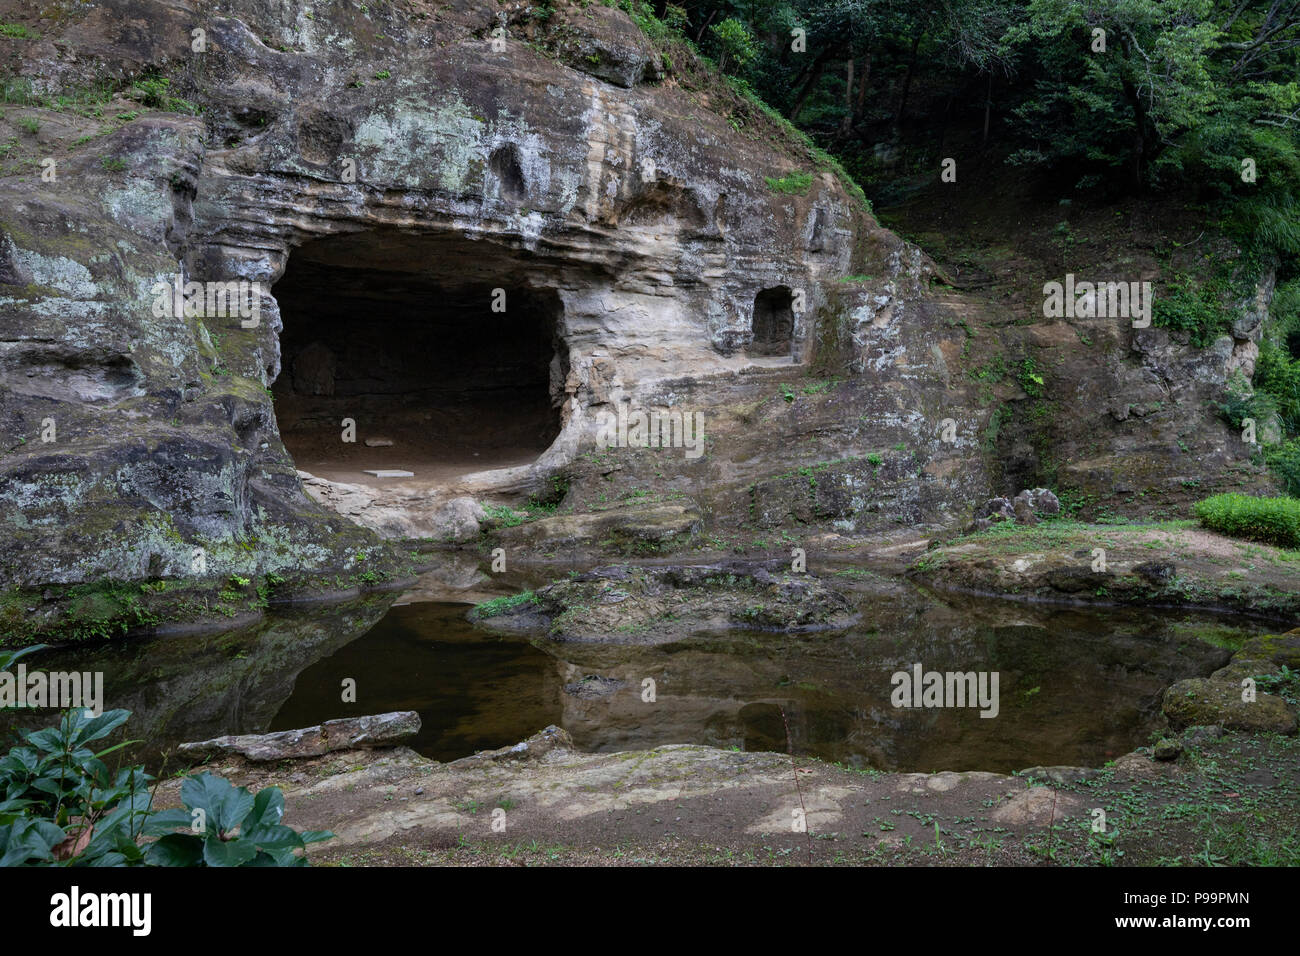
[0,569,1255,774]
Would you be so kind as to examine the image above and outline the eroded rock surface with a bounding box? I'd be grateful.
[469,561,858,641]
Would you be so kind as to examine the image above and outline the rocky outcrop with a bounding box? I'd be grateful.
[0,0,1275,638]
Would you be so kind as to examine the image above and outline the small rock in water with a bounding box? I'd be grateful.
[365,438,394,447]
[363,469,414,478]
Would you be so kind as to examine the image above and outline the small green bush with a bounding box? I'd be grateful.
[1193,493,1300,548]
[1266,439,1300,497]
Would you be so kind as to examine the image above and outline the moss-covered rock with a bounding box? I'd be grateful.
[1162,678,1297,734]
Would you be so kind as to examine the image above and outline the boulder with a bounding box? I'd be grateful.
[1236,632,1300,670]
[431,497,488,543]
[1162,679,1296,734]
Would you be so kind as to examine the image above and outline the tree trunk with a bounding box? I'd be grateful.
[694,10,717,44]
[839,58,855,136]
[894,32,922,132]
[1121,75,1148,191]
[982,72,993,146]
[789,44,840,122]
[854,50,872,121]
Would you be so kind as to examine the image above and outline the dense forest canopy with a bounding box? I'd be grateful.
[639,0,1300,261]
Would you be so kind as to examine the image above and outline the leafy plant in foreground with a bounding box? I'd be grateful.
[0,645,331,866]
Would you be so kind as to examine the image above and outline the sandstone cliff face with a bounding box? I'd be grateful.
[0,0,1265,639]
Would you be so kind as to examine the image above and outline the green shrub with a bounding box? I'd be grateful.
[1193,493,1300,548]
[142,773,332,866]
[1153,274,1231,348]
[708,17,758,73]
[1266,439,1300,497]
[0,651,331,867]
[1254,339,1300,434]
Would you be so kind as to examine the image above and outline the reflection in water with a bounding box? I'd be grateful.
[270,603,562,762]
[1,583,1256,774]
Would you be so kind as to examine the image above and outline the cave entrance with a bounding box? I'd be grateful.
[270,233,566,489]
[749,286,795,358]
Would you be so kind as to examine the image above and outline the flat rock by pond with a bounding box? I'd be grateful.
[467,562,858,642]
[911,522,1300,621]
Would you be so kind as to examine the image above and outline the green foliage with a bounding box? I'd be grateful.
[708,17,758,74]
[1153,274,1233,348]
[0,23,34,39]
[1254,339,1300,436]
[1254,664,1299,708]
[472,590,539,618]
[142,774,332,867]
[482,503,526,527]
[764,171,813,194]
[1193,493,1300,548]
[1265,439,1300,497]
[0,669,330,867]
[128,74,198,114]
[1017,357,1044,397]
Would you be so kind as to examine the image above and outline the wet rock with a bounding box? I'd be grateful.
[177,711,421,762]
[431,497,487,544]
[1162,679,1297,734]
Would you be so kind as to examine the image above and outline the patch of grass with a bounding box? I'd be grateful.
[1193,493,1300,548]
[764,171,813,195]
[482,503,526,528]
[472,590,538,618]
[0,23,35,39]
